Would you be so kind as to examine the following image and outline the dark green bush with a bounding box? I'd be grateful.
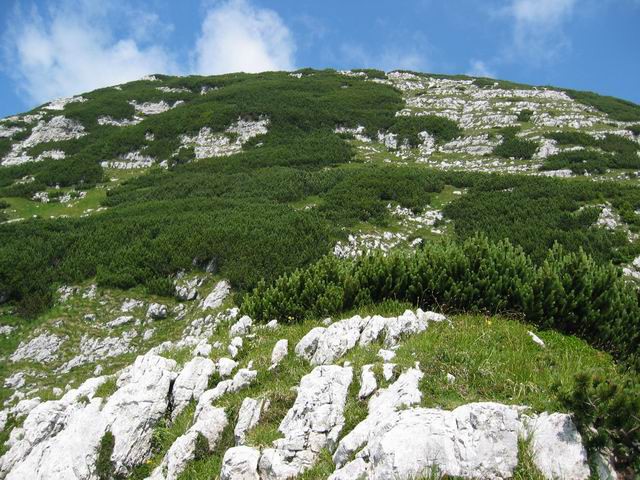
[545,131,598,147]
[494,136,538,160]
[559,373,640,474]
[443,174,640,264]
[517,109,533,122]
[540,149,640,174]
[628,124,640,136]
[243,235,640,369]
[389,115,461,147]
[564,89,640,122]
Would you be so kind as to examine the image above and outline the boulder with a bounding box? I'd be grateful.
[526,412,590,480]
[171,357,216,419]
[259,365,353,478]
[217,358,239,378]
[221,446,260,480]
[269,340,288,369]
[200,280,230,310]
[230,316,253,337]
[147,303,168,320]
[358,365,377,399]
[234,397,266,445]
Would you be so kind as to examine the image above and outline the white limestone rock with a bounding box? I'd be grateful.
[4,372,26,390]
[377,349,396,362]
[217,357,239,378]
[44,96,86,111]
[10,333,65,364]
[0,325,15,336]
[147,303,168,320]
[171,357,216,419]
[526,412,590,480]
[121,298,144,312]
[200,280,231,310]
[149,404,227,480]
[333,367,424,468]
[296,310,437,365]
[129,100,182,115]
[107,315,134,328]
[365,403,522,479]
[221,446,261,480]
[174,276,203,301]
[228,336,243,359]
[230,315,253,337]
[58,331,137,373]
[269,339,288,369]
[259,365,353,477]
[234,397,267,445]
[104,354,178,475]
[358,365,377,399]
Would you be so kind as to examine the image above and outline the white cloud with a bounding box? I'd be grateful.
[502,0,578,62]
[193,0,295,74]
[3,2,177,105]
[467,60,496,78]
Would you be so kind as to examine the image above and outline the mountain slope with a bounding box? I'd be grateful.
[0,69,639,479]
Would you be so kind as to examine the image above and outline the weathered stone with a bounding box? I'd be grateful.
[200,280,231,310]
[171,357,216,419]
[269,339,288,369]
[526,413,590,480]
[147,303,168,320]
[10,333,65,364]
[230,315,253,337]
[234,397,267,445]
[358,365,377,399]
[221,446,260,480]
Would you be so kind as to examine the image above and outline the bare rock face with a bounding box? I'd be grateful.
[362,403,522,479]
[200,280,231,310]
[57,331,137,373]
[10,333,66,364]
[258,365,353,478]
[221,446,261,480]
[148,403,227,480]
[171,357,216,419]
[295,309,441,365]
[234,397,267,446]
[526,413,590,480]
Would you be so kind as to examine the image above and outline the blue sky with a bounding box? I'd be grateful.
[0,0,638,118]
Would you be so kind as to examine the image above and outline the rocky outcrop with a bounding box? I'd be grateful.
[221,446,261,480]
[1,353,177,479]
[526,413,590,480]
[234,397,268,446]
[295,310,441,365]
[148,404,227,480]
[200,280,231,310]
[171,357,216,419]
[258,365,353,478]
[10,333,66,364]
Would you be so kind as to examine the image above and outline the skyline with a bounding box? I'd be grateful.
[0,0,638,118]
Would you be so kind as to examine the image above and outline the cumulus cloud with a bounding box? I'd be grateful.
[502,0,578,62]
[193,0,295,74]
[2,2,177,105]
[467,60,496,78]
